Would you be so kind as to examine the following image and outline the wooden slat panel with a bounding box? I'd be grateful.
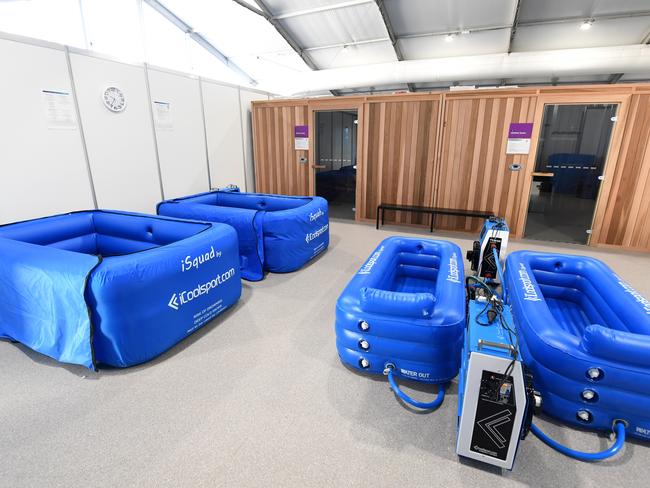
[434,95,537,233]
[597,94,650,250]
[252,104,309,195]
[361,98,440,225]
[250,86,650,252]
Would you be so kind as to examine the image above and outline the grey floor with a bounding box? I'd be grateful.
[2,220,650,488]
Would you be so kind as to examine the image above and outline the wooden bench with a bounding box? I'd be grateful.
[376,204,494,232]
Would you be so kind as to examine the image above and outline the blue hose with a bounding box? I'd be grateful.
[531,421,626,461]
[386,367,445,410]
[492,248,506,302]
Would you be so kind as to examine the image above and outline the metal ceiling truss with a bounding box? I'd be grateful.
[231,0,264,16]
[144,0,257,85]
[608,73,624,84]
[244,0,341,95]
[245,0,319,71]
[408,78,622,92]
[508,0,522,54]
[304,9,650,46]
[303,37,390,52]
[272,0,374,20]
[374,0,414,91]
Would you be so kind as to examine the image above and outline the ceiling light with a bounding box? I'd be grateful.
[445,33,456,43]
[580,19,594,31]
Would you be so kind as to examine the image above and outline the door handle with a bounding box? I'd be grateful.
[312,164,326,169]
[531,172,554,177]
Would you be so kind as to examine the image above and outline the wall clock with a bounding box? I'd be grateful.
[102,86,126,113]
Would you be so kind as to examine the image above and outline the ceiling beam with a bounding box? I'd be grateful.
[374,0,414,92]
[251,0,344,95]
[231,0,264,16]
[399,10,650,41]
[144,0,256,85]
[643,27,650,44]
[609,73,624,83]
[304,37,390,52]
[273,0,373,20]
[521,10,650,27]
[412,78,628,92]
[507,0,522,54]
[251,0,319,71]
[399,25,509,40]
[335,86,405,95]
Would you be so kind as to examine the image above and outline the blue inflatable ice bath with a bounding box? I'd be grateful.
[157,190,329,281]
[335,237,466,383]
[0,211,242,369]
[506,251,650,441]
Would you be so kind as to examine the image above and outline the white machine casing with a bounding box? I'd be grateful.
[467,217,509,280]
[457,301,532,470]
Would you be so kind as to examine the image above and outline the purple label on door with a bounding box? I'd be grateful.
[508,123,533,138]
[294,125,309,138]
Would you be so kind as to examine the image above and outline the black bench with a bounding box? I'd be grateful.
[376,204,494,232]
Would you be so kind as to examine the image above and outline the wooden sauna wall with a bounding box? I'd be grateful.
[359,95,441,224]
[594,92,650,250]
[434,92,538,233]
[251,84,650,251]
[252,102,310,195]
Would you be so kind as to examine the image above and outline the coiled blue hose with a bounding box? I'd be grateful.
[386,367,445,410]
[531,421,626,461]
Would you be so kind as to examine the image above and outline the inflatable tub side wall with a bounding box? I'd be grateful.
[88,221,242,367]
[263,196,329,273]
[335,237,465,383]
[506,250,650,440]
[0,213,100,369]
[157,199,265,281]
[0,211,243,369]
[157,191,329,279]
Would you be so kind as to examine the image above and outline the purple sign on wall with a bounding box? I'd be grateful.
[508,122,533,139]
[506,122,533,154]
[294,125,309,138]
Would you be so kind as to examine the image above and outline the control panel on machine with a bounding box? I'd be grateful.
[457,299,538,470]
[469,370,517,461]
[466,217,509,280]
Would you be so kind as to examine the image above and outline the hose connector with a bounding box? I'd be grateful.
[383,363,395,376]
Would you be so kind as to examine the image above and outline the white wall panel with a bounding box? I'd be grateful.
[147,68,209,199]
[239,89,269,192]
[0,38,94,223]
[70,53,162,213]
[202,81,246,189]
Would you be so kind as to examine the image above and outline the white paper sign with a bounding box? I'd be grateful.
[153,100,173,129]
[506,138,531,154]
[294,137,309,150]
[42,90,76,129]
[294,125,309,150]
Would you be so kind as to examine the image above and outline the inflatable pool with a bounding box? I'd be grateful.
[335,237,466,384]
[505,251,650,441]
[0,210,242,369]
[157,190,329,281]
